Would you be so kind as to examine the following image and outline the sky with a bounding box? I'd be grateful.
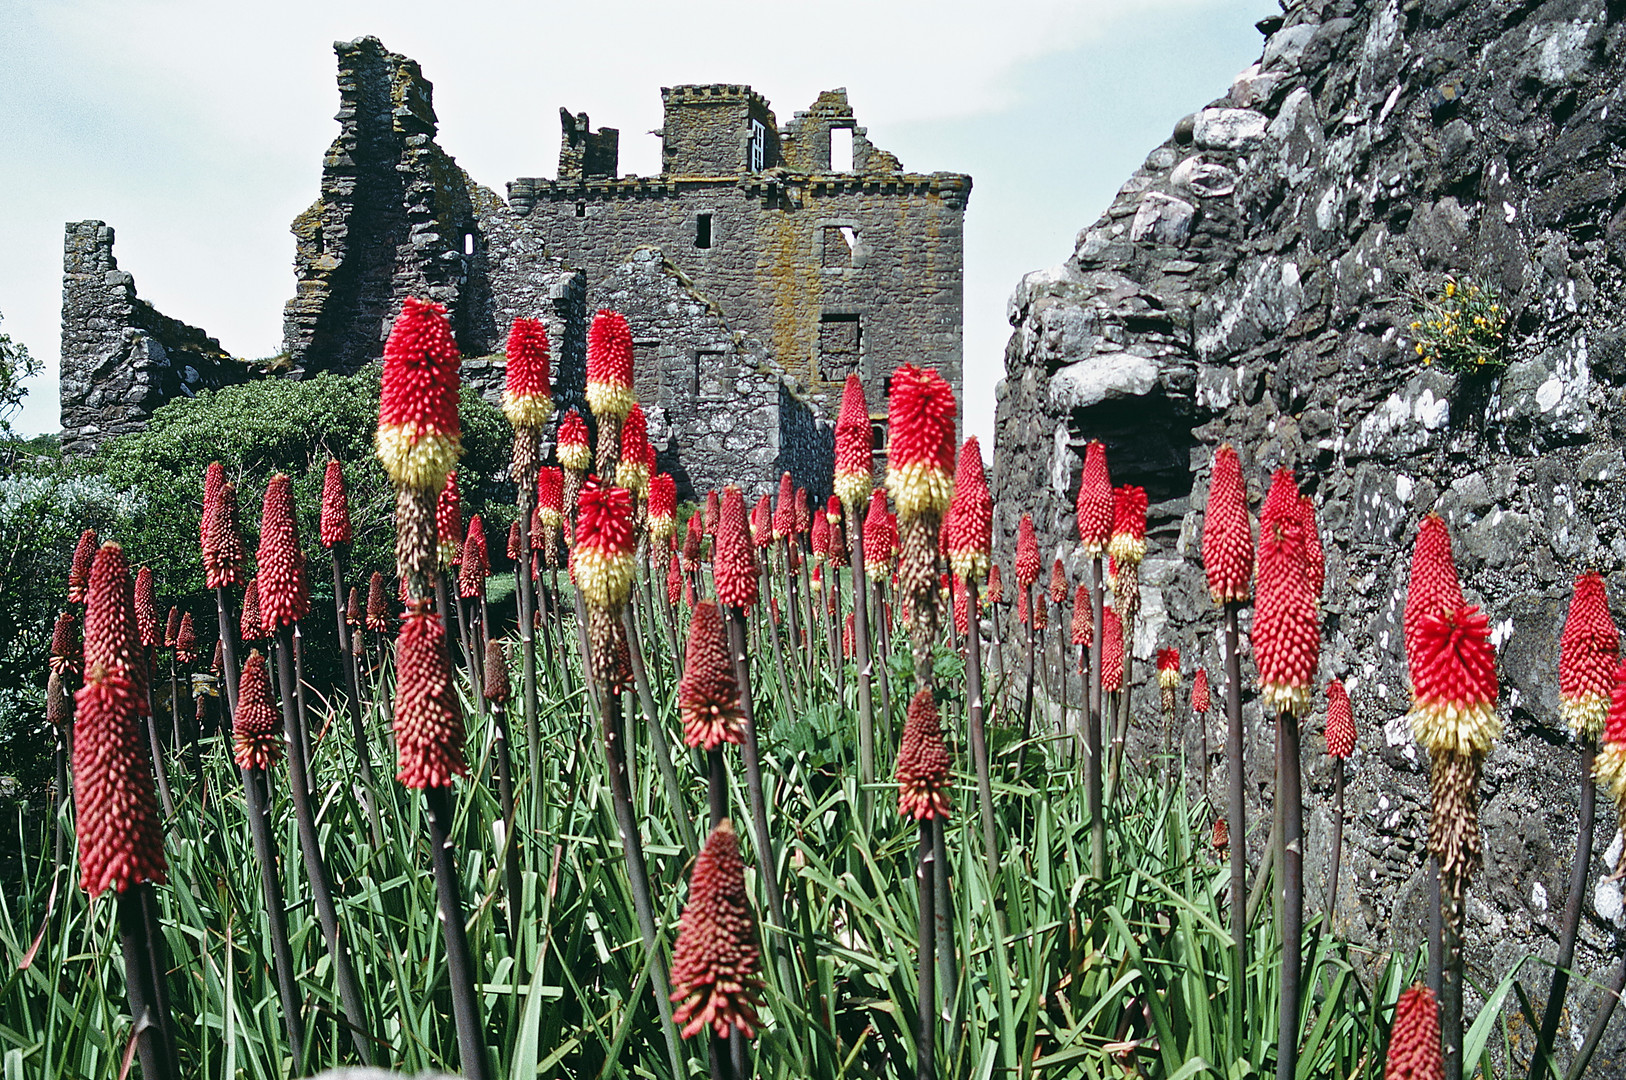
[0,0,1276,446]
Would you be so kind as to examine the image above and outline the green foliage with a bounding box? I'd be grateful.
[0,309,42,438]
[1408,276,1509,375]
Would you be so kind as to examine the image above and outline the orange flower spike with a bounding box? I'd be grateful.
[1192,667,1210,714]
[1202,444,1253,604]
[1560,570,1618,742]
[833,373,874,508]
[1031,589,1048,630]
[1071,583,1092,647]
[1108,484,1148,568]
[946,437,992,582]
[458,515,489,600]
[794,488,811,536]
[1014,514,1041,589]
[649,472,678,546]
[679,601,744,750]
[1410,604,1501,757]
[585,309,636,420]
[1384,983,1444,1080]
[319,459,352,548]
[1102,605,1125,693]
[1253,470,1320,716]
[393,606,468,788]
[885,364,958,517]
[714,485,759,611]
[1326,680,1355,758]
[1076,440,1113,554]
[683,512,705,574]
[897,689,952,820]
[67,528,97,605]
[574,480,638,611]
[257,474,311,630]
[556,408,591,472]
[502,316,553,429]
[74,542,167,896]
[233,650,284,771]
[377,296,462,490]
[669,821,765,1039]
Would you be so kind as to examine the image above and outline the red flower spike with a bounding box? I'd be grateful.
[1192,668,1210,714]
[1015,515,1041,589]
[1410,604,1501,756]
[1049,559,1068,607]
[946,437,992,582]
[1298,495,1324,602]
[176,613,198,665]
[1157,647,1181,690]
[574,479,638,611]
[714,486,759,611]
[834,373,874,508]
[1071,583,1092,647]
[585,309,636,420]
[897,689,952,819]
[683,512,705,574]
[1560,570,1618,742]
[75,542,166,895]
[503,316,554,429]
[378,296,462,490]
[50,610,81,677]
[826,497,847,566]
[557,408,591,472]
[393,607,467,788]
[436,471,462,567]
[320,459,353,548]
[987,563,1004,605]
[1326,680,1355,758]
[773,473,795,539]
[618,403,652,496]
[1253,471,1320,716]
[844,612,856,658]
[1102,606,1124,693]
[1595,660,1626,797]
[68,528,98,604]
[669,820,765,1039]
[794,488,810,536]
[1202,444,1253,603]
[233,650,284,771]
[134,568,160,649]
[164,607,180,650]
[679,601,744,750]
[257,473,310,630]
[1077,441,1113,553]
[953,575,970,637]
[667,551,683,606]
[1032,592,1049,630]
[864,489,896,570]
[204,482,246,590]
[347,586,363,626]
[201,461,224,555]
[1404,514,1465,671]
[365,571,391,633]
[240,577,263,641]
[886,364,958,516]
[507,520,522,562]
[483,639,512,704]
[458,515,489,600]
[1017,591,1028,626]
[751,495,772,549]
[811,511,831,560]
[1384,983,1444,1080]
[1109,484,1148,567]
[649,472,677,543]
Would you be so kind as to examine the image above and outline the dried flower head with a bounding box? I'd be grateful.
[574,480,637,611]
[833,374,874,508]
[886,364,957,516]
[1409,604,1501,757]
[320,459,353,548]
[679,601,744,750]
[257,474,310,630]
[50,610,81,677]
[586,310,636,420]
[557,408,591,473]
[233,650,283,771]
[1102,605,1125,693]
[1384,984,1443,1080]
[377,296,462,490]
[714,485,759,611]
[1202,445,1253,604]
[393,606,467,788]
[1077,441,1113,554]
[1560,571,1618,742]
[669,820,765,1039]
[502,316,554,429]
[1326,680,1355,759]
[68,529,98,605]
[1015,515,1041,589]
[1253,470,1320,716]
[458,515,489,599]
[897,689,952,819]
[483,639,512,704]
[1109,484,1148,568]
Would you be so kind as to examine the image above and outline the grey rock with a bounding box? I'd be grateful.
[1193,108,1269,151]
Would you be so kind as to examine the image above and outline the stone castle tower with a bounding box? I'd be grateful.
[60,36,971,500]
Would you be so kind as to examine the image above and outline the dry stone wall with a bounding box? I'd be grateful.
[994,0,1626,1067]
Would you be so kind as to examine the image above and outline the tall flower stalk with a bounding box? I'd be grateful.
[835,375,878,810]
[1325,679,1355,918]
[482,639,523,940]
[1156,648,1179,787]
[898,689,952,1080]
[319,458,381,838]
[503,315,553,790]
[947,437,997,881]
[1014,514,1041,771]
[1077,440,1113,880]
[1106,483,1146,800]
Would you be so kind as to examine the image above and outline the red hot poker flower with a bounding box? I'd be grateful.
[1192,667,1210,714]
[1384,983,1443,1080]
[1326,680,1355,758]
[75,542,166,895]
[134,568,160,649]
[1410,604,1501,757]
[751,495,773,549]
[683,511,705,574]
[240,577,264,641]
[667,551,683,607]
[1594,659,1626,798]
[774,474,796,538]
[233,650,284,770]
[897,689,952,819]
[1109,484,1148,568]
[1560,570,1618,742]
[503,316,553,429]
[986,563,1004,605]
[679,601,744,750]
[669,820,765,1039]
[1071,583,1092,647]
[365,571,391,633]
[1102,605,1125,693]
[886,364,958,516]
[393,606,467,788]
[1253,471,1320,716]
[320,459,352,548]
[618,403,652,495]
[1049,559,1068,607]
[50,610,81,677]
[575,480,637,611]
[714,485,759,611]
[864,489,896,570]
[953,574,970,637]
[1031,588,1049,630]
[1202,445,1253,604]
[586,309,636,420]
[946,437,992,582]
[1157,647,1181,690]
[1405,514,1465,671]
[378,296,462,491]
[458,515,489,600]
[1015,515,1041,589]
[811,511,831,560]
[175,613,198,665]
[1298,495,1324,602]
[68,529,98,604]
[257,474,310,630]
[1077,441,1113,554]
[649,472,677,544]
[833,373,874,508]
[706,489,721,538]
[204,482,246,590]
[483,639,512,704]
[436,470,462,567]
[201,461,225,554]
[556,408,591,473]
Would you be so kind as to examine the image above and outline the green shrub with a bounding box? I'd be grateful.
[1408,276,1509,375]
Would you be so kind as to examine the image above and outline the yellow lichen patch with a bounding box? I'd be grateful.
[376,424,461,491]
[1410,701,1502,758]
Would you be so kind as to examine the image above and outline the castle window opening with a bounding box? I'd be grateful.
[695,212,713,249]
[823,227,857,269]
[463,232,475,256]
[871,420,888,461]
[819,313,861,379]
[575,201,586,218]
[829,127,854,172]
[749,119,766,173]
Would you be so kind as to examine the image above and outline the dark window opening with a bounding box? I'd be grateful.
[820,313,861,379]
[463,232,475,256]
[575,201,586,218]
[695,213,713,249]
[871,421,887,452]
[823,226,856,269]
[312,227,324,254]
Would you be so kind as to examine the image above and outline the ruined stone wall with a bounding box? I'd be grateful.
[993,0,1626,1066]
[59,221,257,454]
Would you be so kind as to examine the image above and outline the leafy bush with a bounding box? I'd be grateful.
[1408,276,1509,374]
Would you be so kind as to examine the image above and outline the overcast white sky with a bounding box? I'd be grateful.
[0,0,1275,446]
